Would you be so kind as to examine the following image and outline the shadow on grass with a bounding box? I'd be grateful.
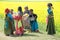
[10,32,44,37]
[10,33,39,37]
[23,34,39,37]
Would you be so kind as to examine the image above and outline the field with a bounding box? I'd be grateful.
[0,1,60,40]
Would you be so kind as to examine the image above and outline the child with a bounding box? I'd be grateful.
[29,9,39,32]
[47,3,56,35]
[10,9,15,35]
[24,6,30,14]
[23,6,31,30]
[13,7,24,36]
[4,8,15,36]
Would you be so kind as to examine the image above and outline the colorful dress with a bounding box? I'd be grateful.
[24,10,31,29]
[13,11,24,35]
[18,11,23,26]
[4,13,15,35]
[22,13,30,29]
[47,8,56,35]
[29,13,38,32]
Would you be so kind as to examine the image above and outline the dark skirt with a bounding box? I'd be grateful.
[47,16,56,35]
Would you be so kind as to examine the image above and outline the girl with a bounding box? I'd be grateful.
[17,6,23,27]
[13,7,24,36]
[47,3,56,35]
[23,6,31,30]
[24,6,30,14]
[4,8,15,36]
[29,9,39,32]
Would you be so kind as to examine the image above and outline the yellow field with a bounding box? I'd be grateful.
[0,2,60,23]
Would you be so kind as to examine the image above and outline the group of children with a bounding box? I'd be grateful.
[4,6,39,36]
[4,3,56,36]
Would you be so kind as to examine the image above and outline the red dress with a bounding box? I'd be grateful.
[13,15,24,35]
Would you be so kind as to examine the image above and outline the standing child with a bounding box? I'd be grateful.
[13,7,24,36]
[24,6,30,14]
[17,6,23,27]
[4,8,15,36]
[10,9,15,35]
[47,3,56,35]
[23,6,31,30]
[29,9,39,32]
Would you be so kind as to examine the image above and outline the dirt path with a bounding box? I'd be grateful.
[0,32,60,40]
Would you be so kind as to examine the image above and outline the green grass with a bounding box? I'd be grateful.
[0,19,4,32]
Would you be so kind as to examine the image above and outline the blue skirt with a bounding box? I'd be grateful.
[30,21,38,31]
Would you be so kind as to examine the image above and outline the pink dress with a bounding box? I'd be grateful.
[13,15,24,35]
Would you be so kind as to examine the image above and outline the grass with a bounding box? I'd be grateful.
[0,19,4,32]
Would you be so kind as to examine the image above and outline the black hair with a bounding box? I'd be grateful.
[18,6,22,12]
[30,9,33,11]
[48,3,53,7]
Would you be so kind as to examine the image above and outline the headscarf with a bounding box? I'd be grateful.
[5,8,10,14]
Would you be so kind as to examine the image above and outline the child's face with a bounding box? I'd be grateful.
[48,5,52,8]
[30,11,33,14]
[25,7,28,11]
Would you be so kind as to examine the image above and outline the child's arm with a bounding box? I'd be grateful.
[33,14,37,20]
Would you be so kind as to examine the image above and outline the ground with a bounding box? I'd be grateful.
[0,18,60,40]
[0,16,60,40]
[0,1,60,40]
[0,32,60,40]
